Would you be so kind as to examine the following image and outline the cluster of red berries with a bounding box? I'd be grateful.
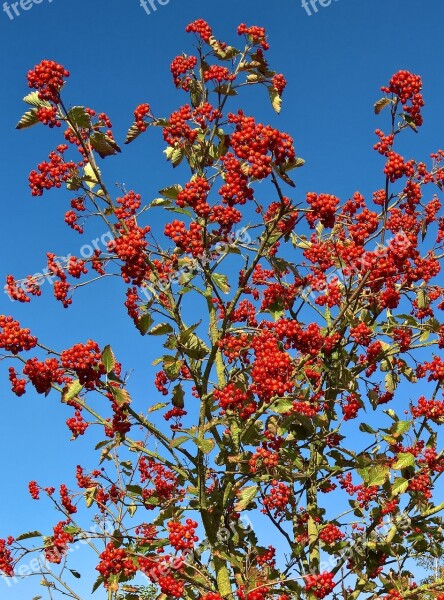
[348,208,379,244]
[29,145,77,196]
[23,357,65,394]
[350,322,372,346]
[319,523,345,545]
[134,103,150,131]
[249,446,279,472]
[0,316,37,355]
[261,480,291,517]
[27,60,70,102]
[373,129,394,155]
[306,193,339,229]
[28,481,40,500]
[139,457,180,508]
[272,74,287,95]
[237,23,269,50]
[219,153,254,206]
[163,104,198,146]
[185,18,213,42]
[111,221,151,285]
[164,220,205,257]
[249,331,294,402]
[59,484,77,514]
[60,340,105,388]
[64,209,83,234]
[214,383,257,420]
[45,520,73,564]
[204,65,236,83]
[96,543,137,580]
[0,538,14,577]
[66,410,88,438]
[229,111,295,178]
[412,396,444,422]
[381,70,424,127]
[168,519,198,551]
[37,106,61,127]
[171,55,198,89]
[177,177,211,216]
[383,151,415,183]
[305,572,335,599]
[342,394,361,421]
[8,367,26,396]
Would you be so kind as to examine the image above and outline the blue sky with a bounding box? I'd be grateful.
[1,0,444,597]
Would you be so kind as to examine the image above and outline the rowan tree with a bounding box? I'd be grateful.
[1,18,444,600]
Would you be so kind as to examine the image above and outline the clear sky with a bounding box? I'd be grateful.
[0,0,444,597]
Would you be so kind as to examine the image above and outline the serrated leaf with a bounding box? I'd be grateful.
[268,86,282,113]
[150,198,173,208]
[16,531,42,541]
[110,387,131,406]
[149,323,174,336]
[125,122,144,145]
[16,109,39,130]
[391,477,409,496]
[102,345,116,374]
[374,97,392,115]
[170,435,190,449]
[195,437,215,454]
[212,273,230,295]
[136,313,154,336]
[148,402,169,413]
[416,288,430,310]
[159,184,183,200]
[235,485,258,511]
[359,423,377,434]
[83,162,99,189]
[90,132,121,158]
[390,421,411,438]
[367,465,390,487]
[68,106,91,129]
[23,91,51,108]
[392,452,415,470]
[62,380,83,403]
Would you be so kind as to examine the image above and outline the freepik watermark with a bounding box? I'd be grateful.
[139,0,170,16]
[301,0,340,16]
[2,0,53,21]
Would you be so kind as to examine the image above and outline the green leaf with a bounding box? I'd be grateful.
[62,380,83,403]
[90,132,121,158]
[212,273,230,295]
[16,109,39,130]
[367,465,390,487]
[150,198,173,208]
[416,288,430,310]
[392,452,415,470]
[273,398,293,414]
[268,86,282,113]
[235,485,258,511]
[170,435,190,449]
[102,345,116,374]
[92,575,105,594]
[110,387,132,406]
[16,531,42,541]
[195,437,215,454]
[125,122,144,145]
[69,569,81,579]
[83,162,99,189]
[149,323,174,336]
[374,97,392,115]
[159,184,183,200]
[23,91,51,108]
[391,477,409,497]
[136,313,154,336]
[359,423,377,434]
[68,106,91,129]
[148,401,169,413]
[390,421,411,438]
